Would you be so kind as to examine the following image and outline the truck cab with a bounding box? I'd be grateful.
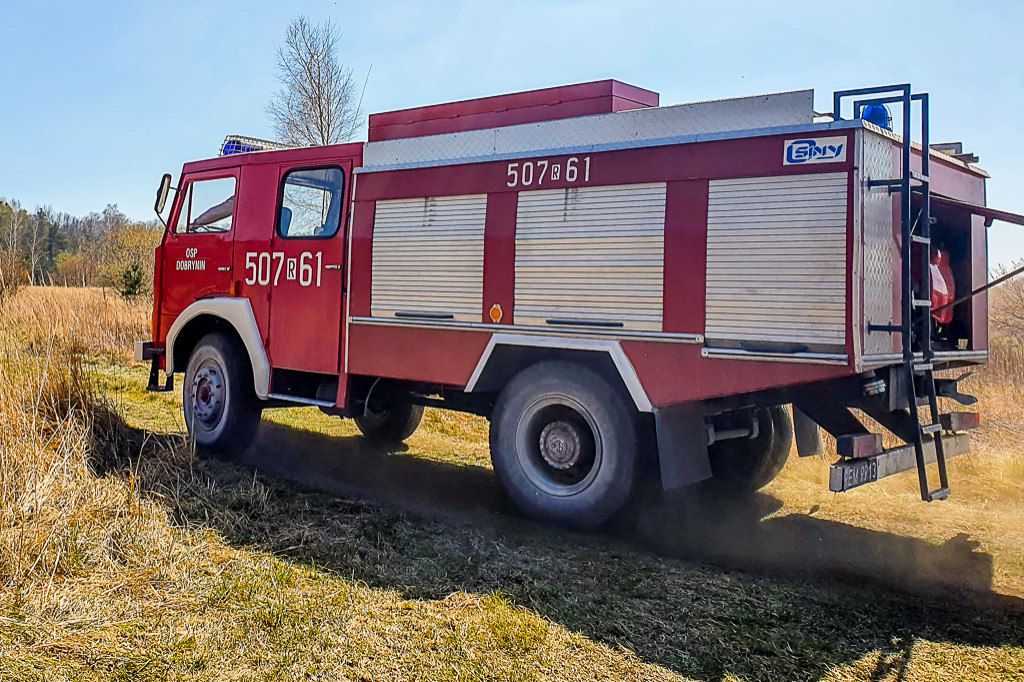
[146,142,362,412]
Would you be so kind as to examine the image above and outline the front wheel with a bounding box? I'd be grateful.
[183,332,262,455]
[489,361,639,528]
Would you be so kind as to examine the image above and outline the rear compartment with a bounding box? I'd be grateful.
[857,124,989,368]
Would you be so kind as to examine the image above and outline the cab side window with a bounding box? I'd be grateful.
[278,168,345,239]
[174,177,237,234]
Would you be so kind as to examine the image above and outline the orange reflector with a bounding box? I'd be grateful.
[489,304,503,323]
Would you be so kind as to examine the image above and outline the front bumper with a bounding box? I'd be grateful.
[134,340,160,363]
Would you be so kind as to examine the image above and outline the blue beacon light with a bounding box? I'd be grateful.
[861,104,893,131]
[221,139,260,155]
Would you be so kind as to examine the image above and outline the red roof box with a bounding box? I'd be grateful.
[367,79,659,142]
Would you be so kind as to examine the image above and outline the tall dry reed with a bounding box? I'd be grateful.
[0,291,205,663]
[0,286,150,362]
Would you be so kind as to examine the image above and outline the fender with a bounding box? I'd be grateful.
[464,333,654,413]
[165,298,272,399]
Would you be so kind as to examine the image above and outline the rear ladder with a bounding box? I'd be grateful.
[834,85,949,501]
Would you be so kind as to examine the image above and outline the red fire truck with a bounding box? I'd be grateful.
[138,80,1024,528]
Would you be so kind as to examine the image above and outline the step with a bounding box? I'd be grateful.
[867,175,929,189]
[913,361,933,372]
[939,411,981,432]
[836,433,883,459]
[829,433,969,493]
[911,234,931,245]
[913,298,932,308]
[927,487,951,502]
[921,423,942,435]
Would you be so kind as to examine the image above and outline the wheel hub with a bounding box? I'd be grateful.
[191,364,225,427]
[538,421,582,470]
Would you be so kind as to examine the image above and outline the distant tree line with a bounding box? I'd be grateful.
[0,199,161,299]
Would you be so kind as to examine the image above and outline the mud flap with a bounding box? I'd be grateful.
[793,407,824,457]
[654,403,712,490]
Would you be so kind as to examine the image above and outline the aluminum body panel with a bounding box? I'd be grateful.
[860,129,899,356]
[361,90,814,172]
[701,347,849,365]
[704,172,849,349]
[349,316,701,343]
[371,194,487,322]
[514,183,666,330]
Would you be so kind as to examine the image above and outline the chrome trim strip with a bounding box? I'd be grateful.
[348,316,703,344]
[934,350,989,361]
[701,347,850,366]
[861,350,989,367]
[267,393,335,408]
[464,333,654,413]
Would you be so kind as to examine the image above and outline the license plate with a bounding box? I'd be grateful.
[842,458,879,490]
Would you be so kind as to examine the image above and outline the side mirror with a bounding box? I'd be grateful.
[154,173,172,215]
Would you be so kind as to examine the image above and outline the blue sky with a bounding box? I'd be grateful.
[1,0,1023,268]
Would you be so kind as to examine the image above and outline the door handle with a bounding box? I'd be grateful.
[217,266,231,272]
[324,264,343,270]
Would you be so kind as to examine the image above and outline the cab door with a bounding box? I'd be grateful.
[160,171,238,321]
[265,162,351,375]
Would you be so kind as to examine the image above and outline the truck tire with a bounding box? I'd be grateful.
[489,361,639,528]
[183,332,262,455]
[708,405,793,494]
[354,403,424,442]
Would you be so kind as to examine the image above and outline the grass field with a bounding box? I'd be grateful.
[1,287,1023,681]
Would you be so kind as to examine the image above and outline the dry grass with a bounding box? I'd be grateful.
[1,285,1023,681]
[0,286,150,363]
[0,288,680,679]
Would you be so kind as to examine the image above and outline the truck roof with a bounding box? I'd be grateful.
[181,140,364,175]
[181,81,987,179]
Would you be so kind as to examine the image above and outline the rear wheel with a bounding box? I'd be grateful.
[708,405,793,493]
[183,332,262,455]
[354,402,424,442]
[489,361,639,528]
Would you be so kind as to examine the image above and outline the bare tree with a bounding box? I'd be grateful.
[266,17,363,146]
[990,260,1024,340]
[26,207,51,285]
[1,199,26,253]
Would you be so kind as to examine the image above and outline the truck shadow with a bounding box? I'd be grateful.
[125,419,1024,681]
[247,420,1003,600]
